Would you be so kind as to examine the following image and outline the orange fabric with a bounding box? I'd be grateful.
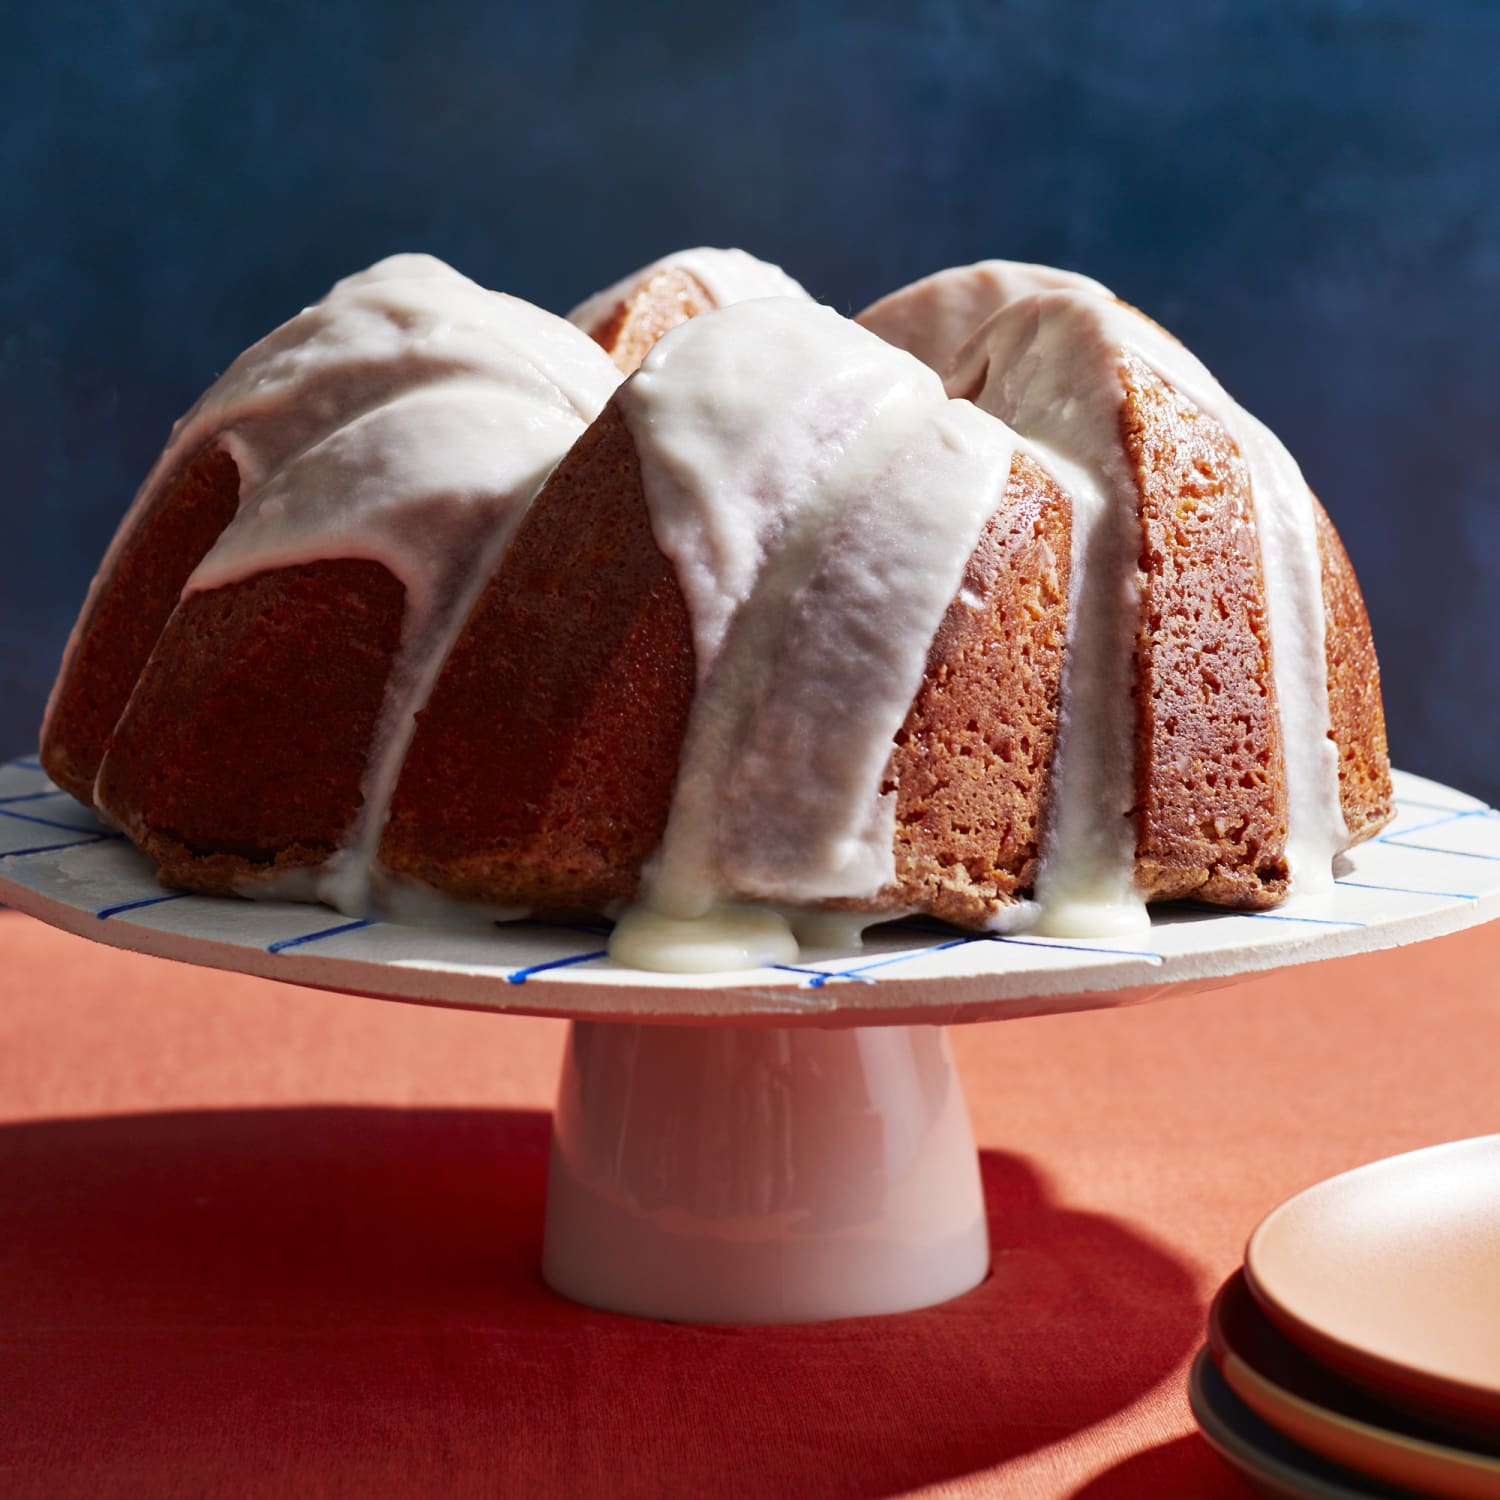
[3,907,1497,1497]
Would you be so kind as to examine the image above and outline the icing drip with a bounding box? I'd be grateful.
[566,246,810,333]
[1224,414,1347,898]
[91,255,621,911]
[950,298,1150,936]
[609,904,800,975]
[611,299,1018,971]
[946,279,1346,918]
[716,400,1019,905]
[858,260,1111,376]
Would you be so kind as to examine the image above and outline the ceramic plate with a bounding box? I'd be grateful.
[1245,1136,1500,1437]
[1210,1271,1500,1499]
[1188,1349,1416,1500]
[2,758,1499,1024]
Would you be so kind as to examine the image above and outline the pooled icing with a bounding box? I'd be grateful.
[566,247,810,333]
[941,277,1346,920]
[610,298,1022,971]
[609,903,801,975]
[89,254,622,909]
[857,260,1111,376]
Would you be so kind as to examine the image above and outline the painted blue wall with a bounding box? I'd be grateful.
[4,1,1497,798]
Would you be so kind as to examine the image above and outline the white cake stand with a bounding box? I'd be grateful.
[3,756,1497,1324]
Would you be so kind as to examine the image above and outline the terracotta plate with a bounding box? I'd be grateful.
[1210,1271,1500,1498]
[1188,1349,1413,1499]
[1245,1136,1500,1437]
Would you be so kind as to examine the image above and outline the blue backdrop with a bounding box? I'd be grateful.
[4,1,1496,798]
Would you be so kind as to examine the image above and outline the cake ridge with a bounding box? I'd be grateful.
[943,277,1346,908]
[948,296,1153,934]
[610,297,1028,964]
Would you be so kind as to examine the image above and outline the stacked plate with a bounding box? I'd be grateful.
[1190,1136,1500,1498]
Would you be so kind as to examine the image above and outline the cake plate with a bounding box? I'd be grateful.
[3,756,1498,1325]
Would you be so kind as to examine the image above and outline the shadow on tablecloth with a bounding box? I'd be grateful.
[0,1106,1200,1497]
[1070,1433,1253,1498]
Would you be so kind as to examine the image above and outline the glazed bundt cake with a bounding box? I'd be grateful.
[42,248,1391,972]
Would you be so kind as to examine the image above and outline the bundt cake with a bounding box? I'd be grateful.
[41,249,1392,973]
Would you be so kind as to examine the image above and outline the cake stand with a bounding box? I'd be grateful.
[3,755,1497,1325]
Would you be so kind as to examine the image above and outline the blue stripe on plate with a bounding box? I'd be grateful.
[0,833,121,860]
[267,918,377,954]
[1337,879,1478,901]
[0,789,68,806]
[1378,839,1500,863]
[1232,911,1366,928]
[805,936,977,987]
[96,892,193,920]
[506,950,609,984]
[1392,794,1489,815]
[992,934,1165,963]
[1379,807,1490,842]
[0,805,108,833]
[771,962,851,983]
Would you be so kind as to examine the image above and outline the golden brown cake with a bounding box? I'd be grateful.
[42,251,1392,972]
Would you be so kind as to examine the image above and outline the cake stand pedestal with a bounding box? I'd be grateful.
[544,1020,988,1322]
[3,758,1497,1324]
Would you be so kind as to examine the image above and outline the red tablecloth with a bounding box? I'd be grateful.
[3,907,1497,1497]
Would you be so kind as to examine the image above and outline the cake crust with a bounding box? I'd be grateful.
[380,403,695,912]
[96,559,406,893]
[1121,355,1291,908]
[1315,499,1394,841]
[42,445,240,806]
[882,453,1071,925]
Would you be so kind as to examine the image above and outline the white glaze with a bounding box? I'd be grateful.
[611,299,1021,970]
[949,296,1152,935]
[946,280,1346,917]
[86,255,621,909]
[857,259,1111,375]
[566,246,810,334]
[609,904,800,975]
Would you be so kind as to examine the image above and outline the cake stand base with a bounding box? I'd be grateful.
[542,1020,990,1323]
